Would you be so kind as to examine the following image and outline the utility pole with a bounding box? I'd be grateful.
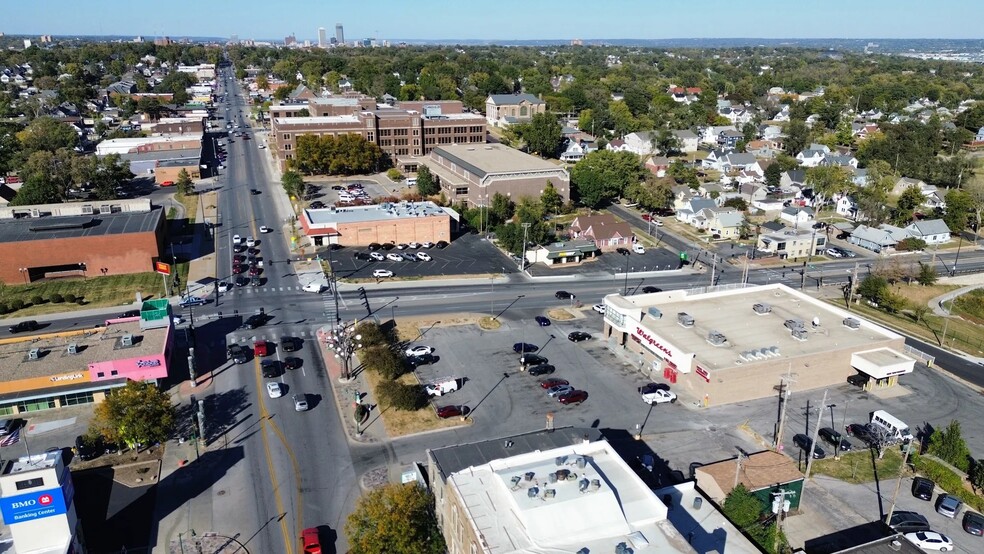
[734,450,745,489]
[801,227,817,290]
[847,262,860,311]
[886,439,915,525]
[772,488,794,553]
[802,390,829,500]
[774,366,795,451]
[520,222,531,273]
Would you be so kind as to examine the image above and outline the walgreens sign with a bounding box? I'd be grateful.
[634,327,674,359]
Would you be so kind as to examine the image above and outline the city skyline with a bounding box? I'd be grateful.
[5,0,983,41]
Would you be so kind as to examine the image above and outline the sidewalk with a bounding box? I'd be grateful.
[927,277,984,316]
[314,326,388,446]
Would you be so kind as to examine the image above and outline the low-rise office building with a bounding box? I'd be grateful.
[602,283,915,406]
[300,201,456,247]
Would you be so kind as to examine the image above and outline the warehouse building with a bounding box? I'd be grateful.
[601,283,915,406]
[300,201,457,247]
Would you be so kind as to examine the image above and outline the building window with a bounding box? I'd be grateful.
[455,186,469,195]
[520,106,528,116]
[284,144,291,151]
[286,154,293,160]
[111,370,119,376]
[97,372,105,378]
[0,405,14,416]
[60,391,94,406]
[283,134,290,140]
[17,398,56,412]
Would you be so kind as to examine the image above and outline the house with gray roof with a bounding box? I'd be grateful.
[707,209,745,239]
[485,93,546,127]
[822,154,858,168]
[672,129,698,153]
[848,224,907,253]
[781,169,808,189]
[676,198,718,225]
[721,153,758,173]
[905,219,951,245]
[780,206,815,227]
[717,129,744,149]
[796,144,830,167]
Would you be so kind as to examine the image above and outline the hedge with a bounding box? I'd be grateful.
[913,454,984,512]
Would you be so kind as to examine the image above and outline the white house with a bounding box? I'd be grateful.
[623,131,657,156]
[780,206,815,227]
[976,126,984,142]
[905,219,951,245]
[796,143,831,167]
[676,198,718,225]
[672,130,699,153]
[836,195,859,219]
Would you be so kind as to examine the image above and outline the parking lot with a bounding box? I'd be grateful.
[329,233,518,279]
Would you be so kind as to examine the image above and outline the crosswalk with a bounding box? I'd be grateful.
[228,328,318,344]
[224,285,303,295]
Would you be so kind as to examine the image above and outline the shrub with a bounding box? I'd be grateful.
[360,346,405,380]
[49,293,64,303]
[30,295,44,306]
[0,303,8,314]
[64,293,77,303]
[386,168,404,181]
[896,237,927,252]
[377,380,426,411]
[10,299,25,311]
[354,322,389,348]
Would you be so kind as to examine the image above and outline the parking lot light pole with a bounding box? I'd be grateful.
[827,403,838,457]
[620,251,630,295]
[539,334,557,355]
[520,223,531,272]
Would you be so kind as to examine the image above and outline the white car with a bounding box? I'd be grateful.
[386,253,403,262]
[245,237,255,247]
[369,252,385,261]
[266,382,283,398]
[302,282,326,293]
[217,282,230,293]
[632,243,646,254]
[408,242,420,249]
[259,226,271,233]
[405,345,435,358]
[903,531,952,551]
[373,269,393,278]
[420,242,434,248]
[592,304,606,314]
[293,394,309,412]
[547,384,574,397]
[416,252,432,261]
[641,389,677,405]
[232,234,242,245]
[259,144,266,149]
[652,220,664,227]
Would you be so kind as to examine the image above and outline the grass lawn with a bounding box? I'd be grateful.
[362,364,470,438]
[811,446,906,484]
[0,272,171,318]
[176,192,199,224]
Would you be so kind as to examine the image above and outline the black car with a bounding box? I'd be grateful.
[408,353,437,367]
[240,314,266,330]
[818,427,852,451]
[527,364,555,376]
[261,360,280,378]
[887,511,930,533]
[120,310,140,318]
[513,342,538,353]
[280,336,300,352]
[75,434,107,461]
[847,373,868,388]
[367,242,382,251]
[435,240,449,249]
[911,477,935,501]
[963,511,984,536]
[616,247,630,255]
[283,357,303,370]
[641,286,662,293]
[227,344,249,364]
[792,434,826,459]
[8,320,40,334]
[846,423,878,446]
[235,276,249,287]
[250,189,261,195]
[520,354,548,366]
[555,291,575,299]
[568,331,591,342]
[354,252,372,261]
[309,201,326,209]
[638,383,670,395]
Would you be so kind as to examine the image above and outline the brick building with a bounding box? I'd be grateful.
[299,201,456,247]
[425,143,570,207]
[0,198,165,284]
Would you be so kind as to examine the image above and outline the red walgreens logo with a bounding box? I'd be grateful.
[635,327,673,358]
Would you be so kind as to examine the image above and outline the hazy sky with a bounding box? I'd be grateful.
[7,0,982,41]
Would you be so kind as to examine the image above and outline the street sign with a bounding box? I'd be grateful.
[154,262,172,276]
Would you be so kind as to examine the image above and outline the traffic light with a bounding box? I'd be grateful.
[358,287,370,314]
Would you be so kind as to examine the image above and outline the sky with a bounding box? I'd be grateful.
[5,0,983,41]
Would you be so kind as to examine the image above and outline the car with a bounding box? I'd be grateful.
[293,394,309,412]
[261,360,280,378]
[233,244,247,253]
[847,373,869,388]
[903,531,953,551]
[616,247,630,255]
[592,304,606,314]
[373,269,394,278]
[233,234,242,245]
[435,240,449,249]
[331,185,344,191]
[641,388,677,405]
[369,252,385,261]
[401,252,417,262]
[381,242,396,250]
[160,180,175,187]
[280,336,300,352]
[825,248,844,258]
[792,434,826,459]
[120,310,140,318]
[652,220,664,227]
[555,291,575,299]
[266,382,284,398]
[235,276,249,287]
[421,242,434,248]
[284,357,303,370]
[309,201,326,209]
[367,242,382,251]
[937,494,962,518]
[638,383,670,395]
[407,353,437,367]
[416,252,432,261]
[396,243,408,250]
[408,242,420,249]
[962,511,984,536]
[641,286,662,293]
[535,316,551,326]
[911,477,935,501]
[352,251,370,261]
[258,144,266,149]
[250,276,262,287]
[846,423,878,445]
[241,314,266,330]
[179,296,207,307]
[547,384,574,397]
[246,236,257,247]
[632,243,646,254]
[386,253,403,262]
[259,226,271,233]
[540,378,570,389]
[558,390,588,405]
[405,345,435,358]
[250,188,260,195]
[527,364,555,376]
[513,343,538,353]
[248,266,261,276]
[437,405,469,419]
[568,331,591,342]
[227,344,249,364]
[216,282,231,293]
[818,427,852,451]
[300,527,322,554]
[520,354,547,366]
[641,213,653,221]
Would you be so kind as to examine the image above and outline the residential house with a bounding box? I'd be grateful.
[719,106,754,126]
[796,143,831,167]
[891,177,943,209]
[835,195,859,220]
[569,214,634,250]
[779,206,815,227]
[671,185,696,211]
[671,129,699,153]
[526,240,600,265]
[559,139,593,163]
[644,155,670,176]
[622,131,657,156]
[746,139,782,158]
[976,126,984,142]
[905,219,951,245]
[756,226,827,260]
[676,198,718,225]
[849,224,907,253]
[850,167,869,187]
[739,184,768,204]
[705,209,745,238]
[780,169,808,189]
[697,183,725,197]
[771,106,791,122]
[702,148,733,170]
[700,125,737,146]
[287,84,316,101]
[717,129,744,149]
[822,154,859,168]
[720,152,758,173]
[485,93,546,127]
[605,138,627,152]
[549,74,574,92]
[668,86,702,104]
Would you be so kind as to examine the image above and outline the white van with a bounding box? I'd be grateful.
[425,378,458,397]
[632,243,646,254]
[406,177,418,187]
[869,410,913,443]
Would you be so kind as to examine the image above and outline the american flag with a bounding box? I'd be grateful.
[0,429,20,447]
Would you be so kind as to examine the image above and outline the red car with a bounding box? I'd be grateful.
[641,213,653,221]
[160,180,174,187]
[232,264,245,274]
[248,266,260,276]
[300,528,321,554]
[539,378,569,389]
[437,405,469,418]
[558,390,588,405]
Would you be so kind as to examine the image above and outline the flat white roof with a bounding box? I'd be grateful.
[656,481,761,554]
[273,115,360,125]
[448,440,694,553]
[2,452,61,475]
[306,201,449,227]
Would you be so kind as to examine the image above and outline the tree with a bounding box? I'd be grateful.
[722,484,764,529]
[360,346,406,380]
[858,275,889,304]
[783,119,811,156]
[571,150,645,208]
[540,182,563,216]
[895,185,925,224]
[723,197,749,212]
[10,174,61,206]
[916,262,938,286]
[416,165,439,196]
[489,192,515,225]
[805,165,850,211]
[765,163,782,189]
[624,175,673,212]
[294,134,384,176]
[942,189,973,233]
[376,380,426,410]
[16,116,78,153]
[345,483,445,554]
[928,419,972,472]
[654,129,681,155]
[175,168,193,196]
[515,113,563,158]
[970,460,984,494]
[281,170,304,199]
[255,74,269,90]
[90,380,175,450]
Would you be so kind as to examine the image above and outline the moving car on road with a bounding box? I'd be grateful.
[555,291,575,299]
[293,394,309,412]
[593,304,606,314]
[266,382,283,398]
[179,296,207,307]
[8,320,40,334]
[300,528,322,554]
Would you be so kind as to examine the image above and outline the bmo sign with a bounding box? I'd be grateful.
[0,488,67,523]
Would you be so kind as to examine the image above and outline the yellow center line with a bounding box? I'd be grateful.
[254,356,295,554]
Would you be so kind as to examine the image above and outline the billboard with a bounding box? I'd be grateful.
[154,261,172,275]
[0,488,67,523]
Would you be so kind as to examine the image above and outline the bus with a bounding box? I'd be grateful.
[869,410,913,443]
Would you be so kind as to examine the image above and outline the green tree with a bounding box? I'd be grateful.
[16,116,78,153]
[895,185,925,224]
[571,150,645,208]
[345,483,445,554]
[805,165,851,212]
[376,380,427,411]
[928,419,972,472]
[722,484,764,528]
[624,175,673,212]
[354,322,389,348]
[765,163,782,189]
[281,170,304,199]
[175,168,193,196]
[10,175,62,206]
[916,262,938,286]
[723,197,749,211]
[540,182,563,216]
[942,189,972,233]
[970,460,984,494]
[360,346,405,380]
[515,113,563,158]
[489,192,515,225]
[654,129,680,155]
[90,380,175,450]
[255,74,269,90]
[783,119,811,156]
[416,165,439,196]
[858,275,889,304]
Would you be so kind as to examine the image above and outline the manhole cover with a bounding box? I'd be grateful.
[216,490,226,496]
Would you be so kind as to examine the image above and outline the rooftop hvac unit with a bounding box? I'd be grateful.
[556,469,571,481]
[524,471,535,481]
[579,478,590,492]
[677,312,695,327]
[67,343,79,354]
[555,456,567,466]
[543,489,556,499]
[707,331,727,346]
[783,319,804,332]
[647,307,663,319]
[549,473,558,484]
[588,479,601,492]
[842,317,861,330]
[28,348,41,360]
[769,346,780,356]
[752,303,772,315]
[510,476,522,489]
[576,456,587,469]
[527,487,539,499]
[792,329,808,341]
[121,334,134,347]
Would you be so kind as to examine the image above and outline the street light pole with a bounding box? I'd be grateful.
[827,403,838,457]
[621,252,630,295]
[521,222,531,272]
[952,232,964,276]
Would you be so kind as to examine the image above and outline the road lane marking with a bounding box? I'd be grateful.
[254,356,296,554]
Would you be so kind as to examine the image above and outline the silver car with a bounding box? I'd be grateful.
[293,394,309,412]
[547,384,574,397]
